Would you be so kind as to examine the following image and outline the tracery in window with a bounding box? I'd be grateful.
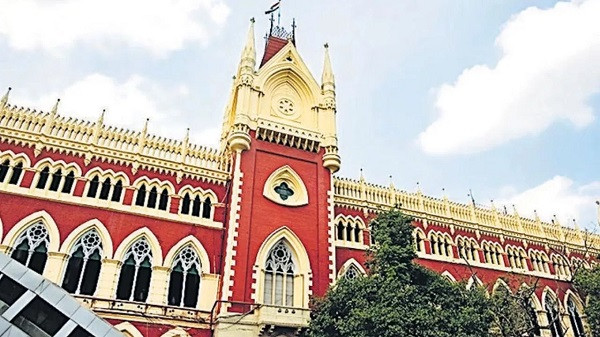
[263,240,295,306]
[544,293,564,337]
[343,265,361,280]
[62,230,103,295]
[567,296,585,337]
[168,246,201,308]
[116,238,153,302]
[11,221,49,274]
[526,296,541,337]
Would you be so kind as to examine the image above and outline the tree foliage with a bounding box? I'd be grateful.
[307,209,493,337]
[488,284,541,337]
[574,265,600,336]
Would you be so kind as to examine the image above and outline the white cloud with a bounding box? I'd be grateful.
[495,176,600,229]
[418,0,600,155]
[13,74,220,146]
[0,0,230,55]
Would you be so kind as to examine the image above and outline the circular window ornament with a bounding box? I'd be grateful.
[277,98,295,116]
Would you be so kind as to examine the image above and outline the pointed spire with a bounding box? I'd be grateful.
[240,18,256,67]
[50,98,60,116]
[1,87,11,109]
[512,204,519,217]
[359,168,365,182]
[573,218,581,231]
[321,43,335,87]
[389,175,395,189]
[184,127,190,144]
[97,109,105,125]
[142,118,149,135]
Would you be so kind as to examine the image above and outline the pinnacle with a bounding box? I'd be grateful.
[321,42,335,86]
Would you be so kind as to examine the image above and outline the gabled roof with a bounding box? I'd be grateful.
[260,36,289,67]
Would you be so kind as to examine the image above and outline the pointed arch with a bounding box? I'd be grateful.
[114,322,144,337]
[466,275,484,290]
[3,210,60,251]
[32,157,83,176]
[492,279,511,295]
[254,226,312,307]
[131,176,175,194]
[441,271,456,283]
[164,235,210,274]
[263,165,309,206]
[84,167,131,185]
[542,287,560,309]
[114,227,163,266]
[59,219,113,259]
[337,258,366,279]
[563,290,584,312]
[161,327,191,337]
[0,150,31,167]
[178,184,218,202]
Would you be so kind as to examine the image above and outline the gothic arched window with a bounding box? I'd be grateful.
[11,221,49,274]
[544,294,564,337]
[8,162,23,185]
[0,159,9,182]
[49,168,62,191]
[116,238,153,302]
[167,246,201,308]
[263,240,295,306]
[36,167,50,189]
[87,176,100,197]
[202,197,212,219]
[567,296,585,337]
[343,265,361,280]
[526,296,541,337]
[62,230,103,295]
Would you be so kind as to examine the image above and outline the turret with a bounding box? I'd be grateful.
[320,43,341,172]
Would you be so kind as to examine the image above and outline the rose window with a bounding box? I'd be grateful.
[277,99,295,116]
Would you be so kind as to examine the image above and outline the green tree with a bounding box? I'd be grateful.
[307,209,493,337]
[488,282,542,337]
[574,265,600,336]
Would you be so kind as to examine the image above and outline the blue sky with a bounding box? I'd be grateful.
[0,0,598,227]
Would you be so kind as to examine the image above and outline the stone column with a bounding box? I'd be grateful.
[147,266,170,305]
[95,259,122,298]
[43,252,69,284]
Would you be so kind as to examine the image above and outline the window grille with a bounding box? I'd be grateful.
[116,238,153,302]
[62,230,103,295]
[168,246,201,308]
[263,240,295,306]
[11,221,49,274]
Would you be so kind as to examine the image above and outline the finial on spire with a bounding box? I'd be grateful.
[573,218,580,230]
[184,127,190,143]
[1,87,11,108]
[50,98,60,115]
[389,175,395,189]
[321,42,335,87]
[359,168,364,181]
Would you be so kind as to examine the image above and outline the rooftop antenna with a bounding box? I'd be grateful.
[468,189,476,206]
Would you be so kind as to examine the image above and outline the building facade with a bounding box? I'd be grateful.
[0,20,596,337]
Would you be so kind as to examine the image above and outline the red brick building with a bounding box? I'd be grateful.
[0,20,594,337]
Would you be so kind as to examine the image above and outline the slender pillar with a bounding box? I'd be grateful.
[43,252,69,284]
[147,266,170,305]
[95,259,121,298]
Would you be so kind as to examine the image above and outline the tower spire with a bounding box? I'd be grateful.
[321,43,335,88]
[241,18,256,66]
